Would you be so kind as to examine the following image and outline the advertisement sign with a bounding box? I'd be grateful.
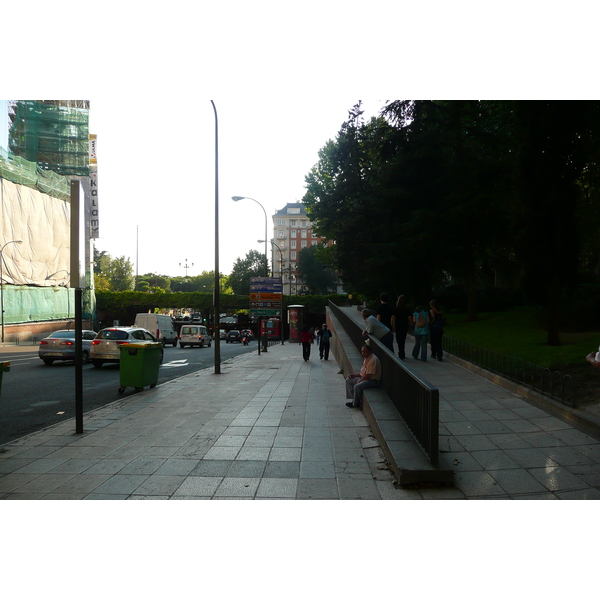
[249,292,282,301]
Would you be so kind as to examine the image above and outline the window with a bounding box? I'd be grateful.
[312,241,318,246]
[278,230,285,238]
[287,207,300,214]
[301,241,307,248]
[301,220,307,227]
[277,218,286,226]
[290,220,297,227]
[291,229,296,237]
[301,230,307,238]
[291,251,296,260]
[291,240,296,249]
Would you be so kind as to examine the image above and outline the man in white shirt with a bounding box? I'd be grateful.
[345,344,381,408]
[362,309,394,352]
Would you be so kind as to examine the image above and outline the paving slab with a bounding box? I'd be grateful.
[2,324,600,500]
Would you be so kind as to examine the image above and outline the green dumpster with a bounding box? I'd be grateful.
[118,342,162,393]
[0,362,9,399]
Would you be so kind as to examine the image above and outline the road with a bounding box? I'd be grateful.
[0,340,259,445]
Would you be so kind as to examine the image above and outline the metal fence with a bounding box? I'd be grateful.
[443,336,576,407]
[329,302,440,465]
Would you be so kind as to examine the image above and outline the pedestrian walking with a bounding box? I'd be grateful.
[300,326,312,361]
[319,324,332,360]
[412,306,430,361]
[429,300,444,361]
[392,295,411,360]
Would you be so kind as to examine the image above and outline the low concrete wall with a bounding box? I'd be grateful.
[2,320,93,344]
[327,307,454,486]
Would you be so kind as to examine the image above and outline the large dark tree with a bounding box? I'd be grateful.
[227,249,267,295]
[297,245,336,294]
[510,101,600,345]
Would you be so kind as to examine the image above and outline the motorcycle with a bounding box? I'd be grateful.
[242,335,248,346]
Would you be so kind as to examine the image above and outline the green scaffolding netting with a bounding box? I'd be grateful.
[0,148,72,201]
[8,100,90,178]
[0,285,95,323]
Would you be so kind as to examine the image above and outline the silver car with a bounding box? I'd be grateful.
[90,327,164,368]
[38,330,97,365]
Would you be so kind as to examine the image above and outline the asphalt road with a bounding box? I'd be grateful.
[0,340,258,445]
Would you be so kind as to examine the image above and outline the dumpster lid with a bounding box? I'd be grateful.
[120,342,162,349]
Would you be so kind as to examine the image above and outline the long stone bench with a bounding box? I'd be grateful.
[327,308,454,487]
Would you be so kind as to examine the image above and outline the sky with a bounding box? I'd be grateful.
[2,98,381,278]
[86,98,383,278]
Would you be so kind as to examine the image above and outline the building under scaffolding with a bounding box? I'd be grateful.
[8,100,90,177]
[0,100,95,341]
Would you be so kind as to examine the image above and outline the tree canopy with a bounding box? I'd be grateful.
[303,100,600,344]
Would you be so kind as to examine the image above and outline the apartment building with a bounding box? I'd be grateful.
[271,202,344,295]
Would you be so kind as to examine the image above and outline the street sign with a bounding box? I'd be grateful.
[250,284,282,293]
[250,309,281,316]
[250,293,282,301]
[250,277,282,285]
[250,301,282,308]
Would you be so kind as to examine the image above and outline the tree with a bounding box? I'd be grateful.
[510,101,600,345]
[93,248,134,291]
[297,245,336,294]
[303,112,396,295]
[227,249,267,294]
[135,273,171,293]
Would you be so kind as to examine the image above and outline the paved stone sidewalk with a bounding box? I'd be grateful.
[2,333,600,500]
[0,343,416,500]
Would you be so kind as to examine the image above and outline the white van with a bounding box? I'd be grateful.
[179,325,212,348]
[134,313,178,347]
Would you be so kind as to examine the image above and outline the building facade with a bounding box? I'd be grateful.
[271,202,344,295]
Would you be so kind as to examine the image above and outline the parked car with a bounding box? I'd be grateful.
[133,313,178,347]
[226,330,242,343]
[90,327,164,368]
[179,325,212,348]
[38,330,97,365]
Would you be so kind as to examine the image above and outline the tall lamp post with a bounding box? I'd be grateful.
[211,100,221,374]
[1,240,23,343]
[232,196,268,277]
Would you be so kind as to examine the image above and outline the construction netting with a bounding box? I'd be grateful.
[0,148,71,201]
[8,100,90,177]
[0,285,95,324]
[1,176,71,286]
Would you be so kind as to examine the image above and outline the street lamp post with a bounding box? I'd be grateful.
[211,100,221,374]
[232,196,268,277]
[0,240,23,343]
[179,258,194,280]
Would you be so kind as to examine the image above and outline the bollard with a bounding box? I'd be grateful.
[0,361,10,399]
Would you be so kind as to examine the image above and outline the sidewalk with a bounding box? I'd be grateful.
[339,306,600,499]
[2,332,600,499]
[0,342,405,500]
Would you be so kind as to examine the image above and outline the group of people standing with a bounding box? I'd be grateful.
[299,323,332,362]
[366,293,445,362]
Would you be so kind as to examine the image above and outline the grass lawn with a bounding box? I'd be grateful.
[444,306,600,369]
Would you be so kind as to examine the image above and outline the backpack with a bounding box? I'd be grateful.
[416,312,427,328]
